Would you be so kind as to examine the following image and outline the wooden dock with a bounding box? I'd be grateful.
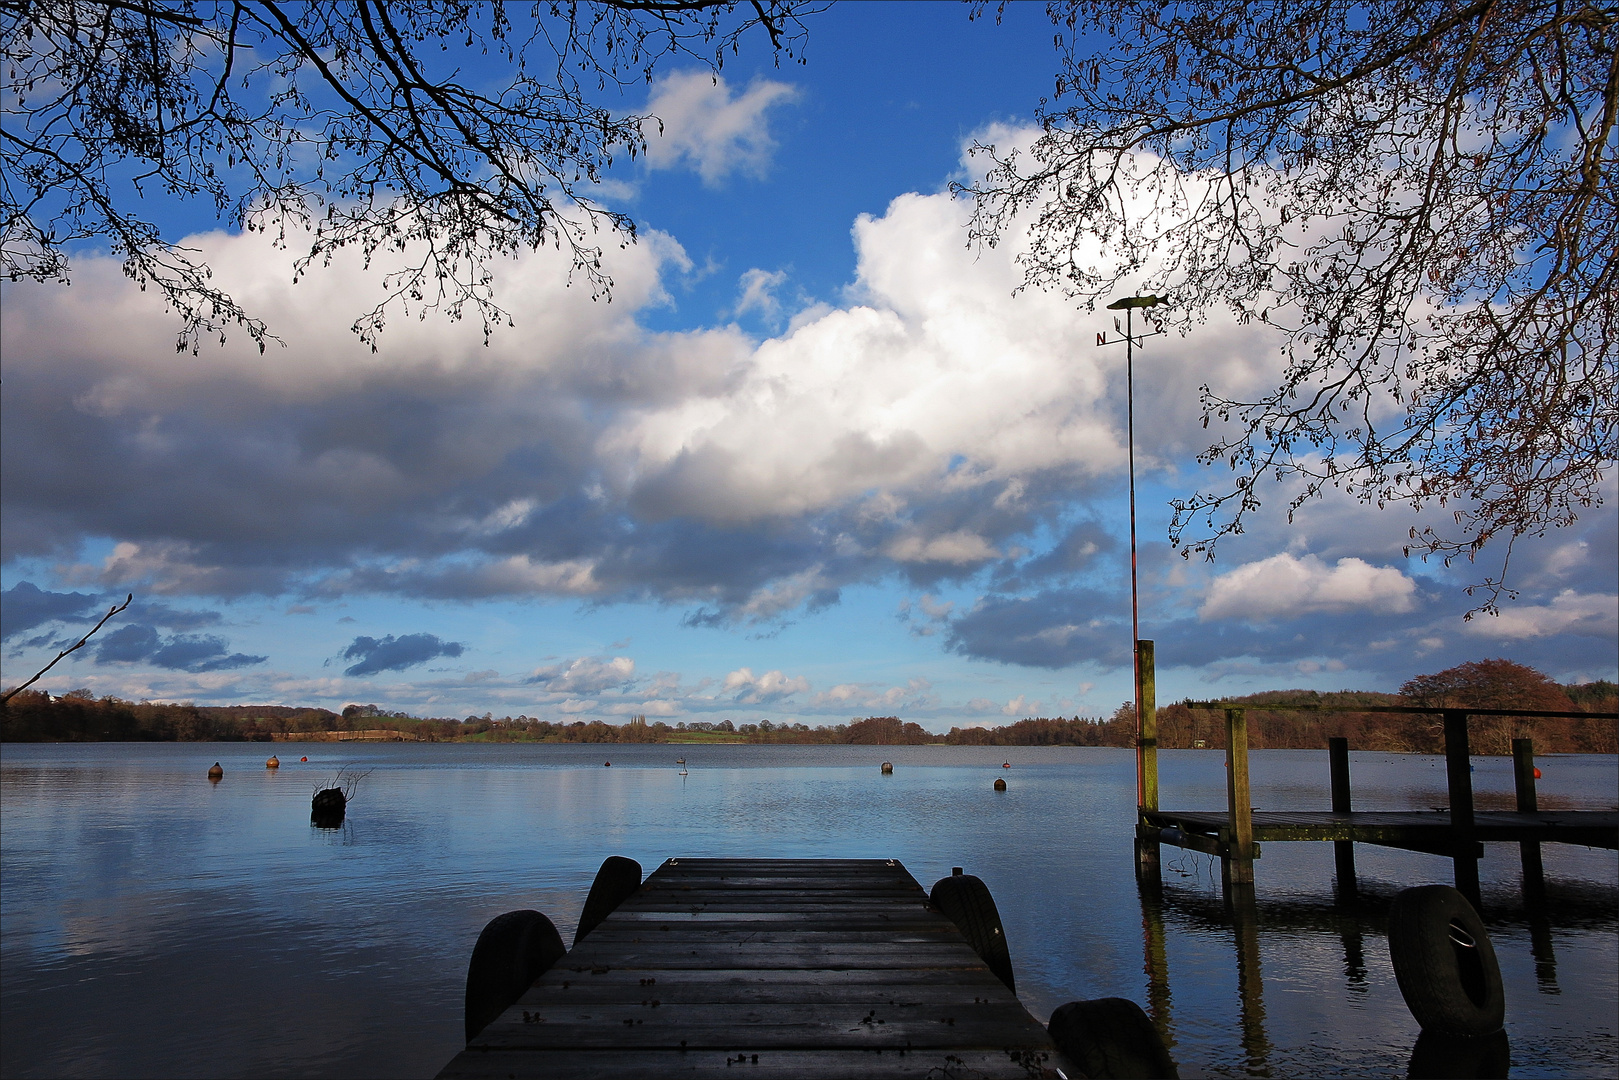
[1144,808,1619,858]
[437,858,1062,1079]
[1129,682,1619,904]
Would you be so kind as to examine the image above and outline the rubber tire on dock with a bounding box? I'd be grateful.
[1388,885,1504,1037]
[1407,1028,1510,1079]
[574,856,643,944]
[464,910,566,1042]
[928,873,1015,994]
[1048,998,1179,1079]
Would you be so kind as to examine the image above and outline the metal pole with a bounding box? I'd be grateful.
[1127,306,1144,809]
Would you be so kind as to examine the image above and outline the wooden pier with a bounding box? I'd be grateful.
[1124,657,1619,905]
[437,858,1062,1079]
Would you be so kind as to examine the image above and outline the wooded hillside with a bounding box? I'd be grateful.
[4,670,1613,752]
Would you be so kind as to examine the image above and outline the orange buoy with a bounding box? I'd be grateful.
[881,762,894,774]
[207,762,224,779]
[604,761,612,767]
[1001,761,1011,769]
[993,777,1007,791]
[300,756,308,762]
[1534,766,1542,779]
[266,756,280,769]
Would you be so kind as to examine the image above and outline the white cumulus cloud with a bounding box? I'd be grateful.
[1459,589,1618,640]
[722,666,810,704]
[1200,553,1417,621]
[733,268,789,321]
[642,71,800,185]
[528,656,636,694]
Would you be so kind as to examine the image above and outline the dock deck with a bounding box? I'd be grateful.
[437,858,1061,1079]
[1145,808,1619,858]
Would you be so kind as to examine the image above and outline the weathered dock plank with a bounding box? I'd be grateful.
[437,858,1060,1080]
[1145,809,1619,851]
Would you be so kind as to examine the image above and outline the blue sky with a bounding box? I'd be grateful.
[3,4,1614,727]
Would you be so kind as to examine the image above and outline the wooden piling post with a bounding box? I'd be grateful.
[1513,737,1545,903]
[1134,639,1162,881]
[1138,639,1159,812]
[1442,709,1480,908]
[1328,737,1356,895]
[1223,707,1255,890]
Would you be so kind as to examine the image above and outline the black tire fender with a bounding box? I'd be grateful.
[1048,997,1179,1079]
[575,856,643,945]
[929,872,1015,994]
[1388,885,1505,1037]
[464,910,566,1042]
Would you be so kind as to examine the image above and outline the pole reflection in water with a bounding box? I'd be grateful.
[1527,906,1560,995]
[1139,878,1279,1079]
[1229,889,1273,1078]
[1337,906,1369,996]
[1137,879,1175,1057]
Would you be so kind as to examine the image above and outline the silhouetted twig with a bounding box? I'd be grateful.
[1,594,132,705]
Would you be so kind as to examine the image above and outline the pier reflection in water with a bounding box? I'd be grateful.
[1130,871,1619,1078]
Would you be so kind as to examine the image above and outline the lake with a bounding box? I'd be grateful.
[2,742,1615,1078]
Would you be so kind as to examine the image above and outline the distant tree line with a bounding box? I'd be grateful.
[4,661,1613,752]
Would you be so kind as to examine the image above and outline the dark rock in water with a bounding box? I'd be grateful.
[311,787,346,827]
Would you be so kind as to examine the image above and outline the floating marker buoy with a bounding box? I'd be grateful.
[207,762,224,779]
[300,756,308,762]
[1002,761,1011,769]
[994,777,1007,791]
[604,761,611,767]
[1534,767,1542,779]
[266,756,280,769]
[881,762,893,774]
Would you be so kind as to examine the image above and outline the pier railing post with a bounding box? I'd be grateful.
[1513,737,1545,904]
[1328,736,1356,896]
[1134,640,1161,881]
[1223,707,1255,892]
[1442,709,1480,908]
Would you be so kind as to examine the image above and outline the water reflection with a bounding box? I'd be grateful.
[1229,891,1273,1078]
[1338,908,1369,995]
[2,744,1614,1080]
[1526,908,1559,995]
[1408,1029,1510,1079]
[1137,881,1175,1056]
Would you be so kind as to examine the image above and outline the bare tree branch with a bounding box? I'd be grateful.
[963,0,1617,612]
[2,1,829,351]
[1,594,133,705]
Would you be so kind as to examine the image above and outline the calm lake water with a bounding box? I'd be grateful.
[2,742,1615,1078]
